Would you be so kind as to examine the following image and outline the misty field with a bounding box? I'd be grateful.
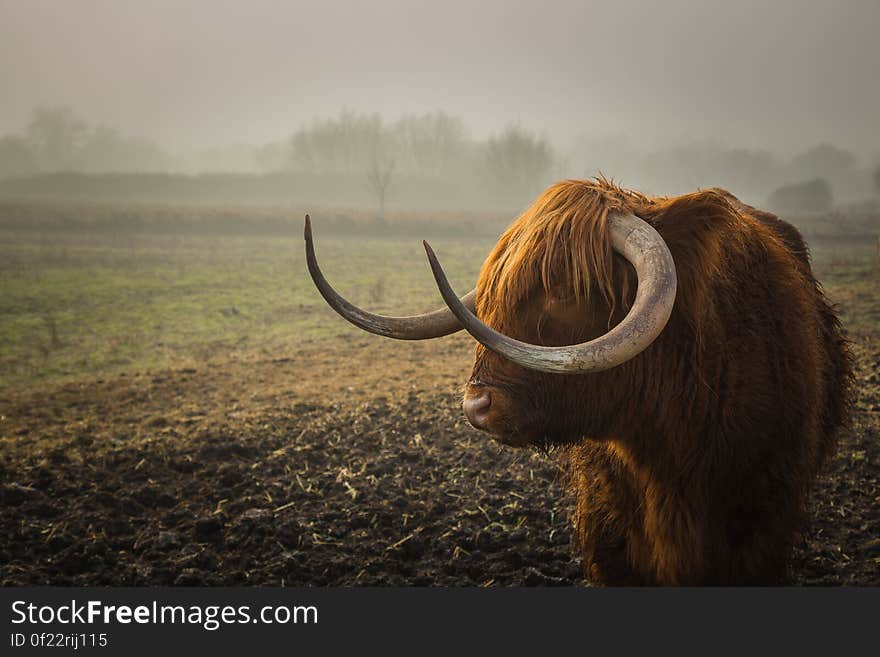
[0,204,878,586]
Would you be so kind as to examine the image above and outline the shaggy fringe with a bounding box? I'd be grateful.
[477,177,652,331]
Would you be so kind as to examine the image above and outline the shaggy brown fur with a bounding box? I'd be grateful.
[469,178,852,585]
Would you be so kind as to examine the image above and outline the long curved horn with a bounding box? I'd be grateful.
[304,215,475,340]
[422,213,677,373]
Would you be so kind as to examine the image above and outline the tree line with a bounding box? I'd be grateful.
[1,106,878,213]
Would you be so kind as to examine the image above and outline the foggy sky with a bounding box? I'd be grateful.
[2,0,879,160]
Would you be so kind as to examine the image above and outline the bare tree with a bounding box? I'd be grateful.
[394,111,466,176]
[367,157,395,218]
[290,110,385,174]
[485,125,555,199]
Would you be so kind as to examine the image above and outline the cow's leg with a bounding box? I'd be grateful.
[568,443,648,586]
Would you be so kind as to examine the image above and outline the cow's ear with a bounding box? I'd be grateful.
[650,189,742,245]
[644,190,745,330]
[648,189,743,270]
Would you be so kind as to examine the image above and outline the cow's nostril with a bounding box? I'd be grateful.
[463,391,492,430]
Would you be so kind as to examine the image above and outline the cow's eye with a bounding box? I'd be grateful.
[544,293,577,313]
[545,289,574,303]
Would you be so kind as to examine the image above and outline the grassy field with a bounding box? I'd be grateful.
[810,243,880,333]
[0,227,497,388]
